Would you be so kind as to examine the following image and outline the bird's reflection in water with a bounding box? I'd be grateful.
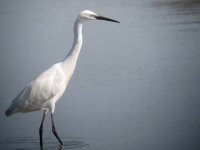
[44,140,89,150]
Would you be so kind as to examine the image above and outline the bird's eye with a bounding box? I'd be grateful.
[90,14,94,17]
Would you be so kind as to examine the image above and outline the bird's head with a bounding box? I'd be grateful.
[78,10,120,23]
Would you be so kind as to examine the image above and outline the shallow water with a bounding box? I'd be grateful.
[0,0,200,150]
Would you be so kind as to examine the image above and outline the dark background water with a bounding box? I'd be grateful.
[0,0,200,150]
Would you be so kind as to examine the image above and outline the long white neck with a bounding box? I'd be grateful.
[61,18,83,72]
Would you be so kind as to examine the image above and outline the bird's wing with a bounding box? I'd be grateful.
[28,64,65,102]
[13,64,66,109]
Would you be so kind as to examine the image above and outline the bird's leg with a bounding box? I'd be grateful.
[51,113,64,146]
[39,110,46,150]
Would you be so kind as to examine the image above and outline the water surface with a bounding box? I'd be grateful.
[0,0,200,150]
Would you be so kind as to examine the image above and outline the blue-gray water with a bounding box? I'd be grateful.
[0,0,200,150]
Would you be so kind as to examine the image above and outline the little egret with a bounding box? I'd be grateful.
[5,10,119,149]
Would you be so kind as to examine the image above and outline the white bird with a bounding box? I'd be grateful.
[5,10,119,149]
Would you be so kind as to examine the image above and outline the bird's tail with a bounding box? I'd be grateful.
[5,104,17,117]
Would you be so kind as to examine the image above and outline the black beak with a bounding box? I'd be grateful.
[95,15,120,23]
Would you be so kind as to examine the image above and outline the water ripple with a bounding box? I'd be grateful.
[0,136,89,150]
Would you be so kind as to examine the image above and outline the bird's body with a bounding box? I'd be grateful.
[5,10,119,149]
[6,62,68,114]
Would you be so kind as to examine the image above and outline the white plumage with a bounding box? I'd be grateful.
[5,10,119,149]
[6,63,68,114]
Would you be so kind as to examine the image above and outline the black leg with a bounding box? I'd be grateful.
[51,113,64,146]
[39,110,46,150]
